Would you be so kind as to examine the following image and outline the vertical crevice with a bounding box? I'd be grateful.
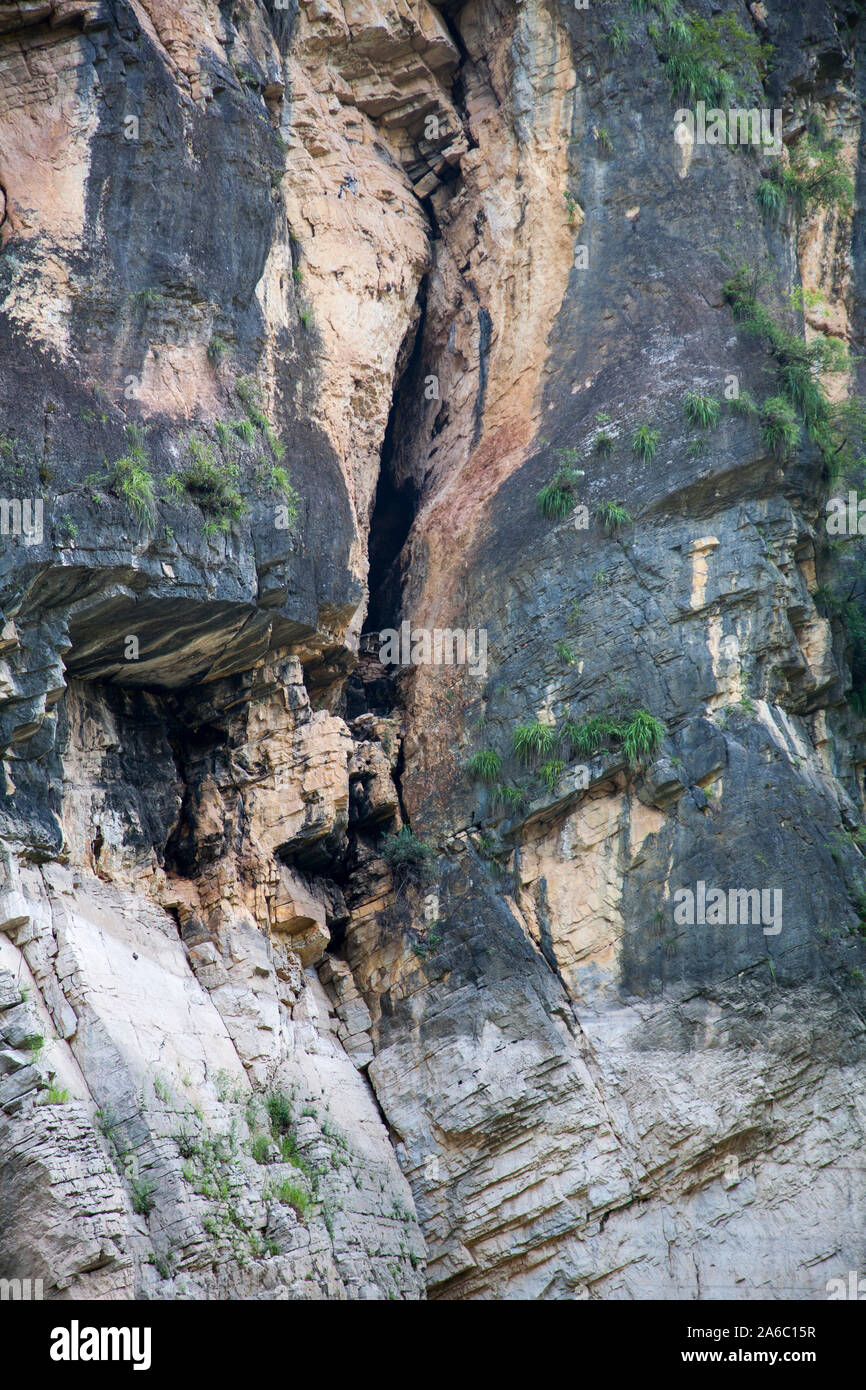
[472,306,493,447]
[363,286,429,638]
[363,435,418,637]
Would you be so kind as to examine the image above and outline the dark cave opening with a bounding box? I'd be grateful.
[162,716,229,879]
[362,417,418,638]
[346,306,425,723]
[361,260,431,644]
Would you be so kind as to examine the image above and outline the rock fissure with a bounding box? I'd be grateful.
[2,0,866,1305]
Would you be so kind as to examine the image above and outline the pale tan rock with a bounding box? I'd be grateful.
[272,869,330,967]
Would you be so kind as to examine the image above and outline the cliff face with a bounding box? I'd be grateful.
[1,0,865,1301]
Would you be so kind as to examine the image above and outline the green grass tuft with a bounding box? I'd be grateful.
[632,424,660,462]
[653,11,770,109]
[266,1090,293,1138]
[512,721,557,763]
[168,434,246,529]
[561,714,622,759]
[537,449,585,520]
[110,422,156,524]
[467,750,503,784]
[760,396,801,460]
[619,709,666,766]
[683,392,721,430]
[595,500,632,532]
[272,1180,310,1221]
[381,826,435,887]
[231,417,257,446]
[595,126,614,155]
[251,1134,272,1165]
[608,20,629,51]
[756,179,786,217]
[559,709,665,767]
[539,759,565,792]
[131,1177,156,1216]
[41,1084,69,1106]
[208,334,230,366]
[491,784,527,813]
[757,132,854,219]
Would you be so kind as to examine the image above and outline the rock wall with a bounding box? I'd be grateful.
[1,0,866,1300]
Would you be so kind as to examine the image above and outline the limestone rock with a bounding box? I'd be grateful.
[1,0,866,1307]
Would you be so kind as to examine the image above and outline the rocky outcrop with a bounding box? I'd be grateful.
[0,842,425,1298]
[2,0,866,1301]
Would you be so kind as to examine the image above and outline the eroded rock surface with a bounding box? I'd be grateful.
[1,0,866,1301]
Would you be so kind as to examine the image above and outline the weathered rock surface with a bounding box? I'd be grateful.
[1,0,866,1302]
